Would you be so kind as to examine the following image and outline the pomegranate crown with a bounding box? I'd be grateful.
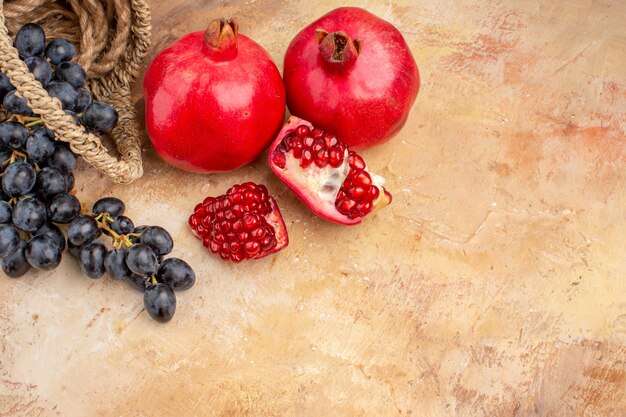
[316,29,362,72]
[204,18,239,59]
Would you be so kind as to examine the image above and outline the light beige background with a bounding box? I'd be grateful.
[1,0,625,415]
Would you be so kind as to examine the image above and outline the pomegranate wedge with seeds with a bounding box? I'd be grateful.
[189,182,288,262]
[269,116,392,225]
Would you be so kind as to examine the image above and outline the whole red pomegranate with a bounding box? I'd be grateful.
[283,7,420,149]
[143,19,286,172]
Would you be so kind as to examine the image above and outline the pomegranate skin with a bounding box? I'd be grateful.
[144,22,286,173]
[283,7,420,149]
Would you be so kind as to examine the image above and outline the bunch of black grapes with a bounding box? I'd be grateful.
[0,23,195,323]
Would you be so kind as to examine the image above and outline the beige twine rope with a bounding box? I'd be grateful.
[0,0,150,183]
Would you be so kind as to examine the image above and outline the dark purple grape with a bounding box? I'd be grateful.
[74,88,92,113]
[14,23,45,59]
[47,144,76,173]
[125,272,149,292]
[67,239,82,258]
[67,214,101,246]
[1,240,30,278]
[25,235,62,270]
[93,197,125,218]
[125,243,157,276]
[139,226,173,256]
[2,161,36,196]
[49,193,80,223]
[26,128,55,163]
[34,223,66,252]
[0,72,15,101]
[35,167,67,200]
[25,56,52,86]
[78,240,107,278]
[143,283,176,323]
[0,121,29,149]
[111,215,134,235]
[104,249,128,280]
[3,90,32,115]
[64,172,75,191]
[0,201,11,224]
[46,81,77,111]
[0,224,20,258]
[81,102,118,132]
[156,258,195,291]
[12,196,47,232]
[54,62,86,89]
[45,39,76,65]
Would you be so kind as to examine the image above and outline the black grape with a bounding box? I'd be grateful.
[49,193,80,223]
[0,224,20,258]
[0,240,31,278]
[25,235,62,270]
[45,39,76,65]
[14,23,45,59]
[2,161,36,196]
[54,62,86,89]
[0,121,29,149]
[143,283,176,323]
[156,258,195,291]
[12,196,47,232]
[25,56,52,86]
[78,240,107,278]
[67,214,101,246]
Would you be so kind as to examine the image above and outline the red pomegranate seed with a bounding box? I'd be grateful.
[314,149,328,167]
[336,198,356,214]
[300,149,313,168]
[272,150,286,168]
[230,241,241,253]
[244,241,260,255]
[296,125,310,137]
[368,185,380,200]
[311,138,325,152]
[328,148,343,167]
[309,127,322,138]
[347,152,366,170]
[352,170,372,186]
[350,186,366,198]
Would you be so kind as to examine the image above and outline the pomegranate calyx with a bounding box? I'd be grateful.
[316,29,361,72]
[204,18,239,59]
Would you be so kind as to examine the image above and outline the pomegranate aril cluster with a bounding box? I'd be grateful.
[334,152,380,219]
[189,182,281,262]
[273,124,347,169]
[274,124,381,219]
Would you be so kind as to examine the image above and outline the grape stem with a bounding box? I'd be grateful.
[25,119,44,128]
[7,150,28,164]
[89,212,140,250]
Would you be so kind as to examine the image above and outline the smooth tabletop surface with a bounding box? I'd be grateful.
[1,0,625,415]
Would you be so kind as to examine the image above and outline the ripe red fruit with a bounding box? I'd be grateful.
[269,116,392,225]
[283,7,420,149]
[189,182,288,262]
[144,19,286,173]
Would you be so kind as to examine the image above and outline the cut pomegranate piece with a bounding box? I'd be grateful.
[188,182,288,262]
[269,116,392,225]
